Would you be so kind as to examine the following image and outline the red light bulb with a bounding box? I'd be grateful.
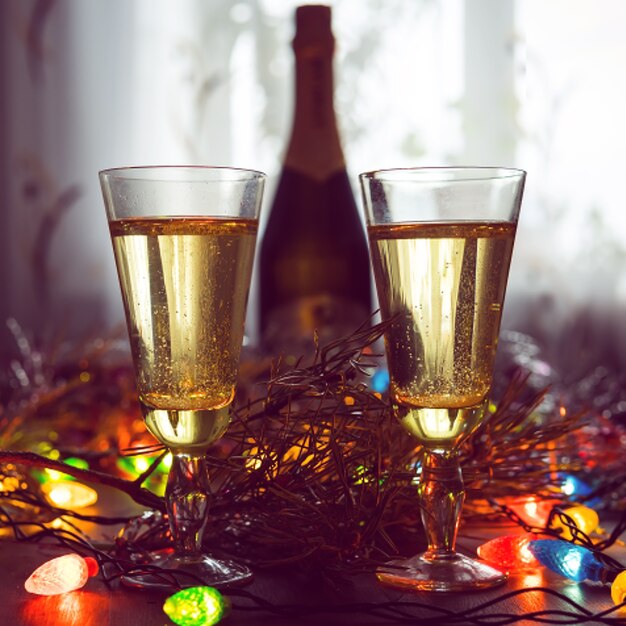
[25,554,99,595]
[477,533,541,571]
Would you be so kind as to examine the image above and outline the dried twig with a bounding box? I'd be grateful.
[0,319,595,572]
[0,450,163,511]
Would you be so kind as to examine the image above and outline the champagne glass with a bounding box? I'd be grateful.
[360,167,525,591]
[99,166,265,589]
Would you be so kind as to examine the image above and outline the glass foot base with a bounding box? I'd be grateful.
[377,553,506,592]
[122,552,253,591]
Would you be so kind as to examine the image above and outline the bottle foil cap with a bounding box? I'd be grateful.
[293,4,334,52]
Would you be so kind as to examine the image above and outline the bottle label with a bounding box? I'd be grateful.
[274,248,351,295]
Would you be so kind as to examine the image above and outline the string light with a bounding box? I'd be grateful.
[25,554,99,595]
[42,468,64,482]
[117,456,147,477]
[40,457,89,484]
[371,368,389,393]
[116,453,171,479]
[63,457,90,471]
[50,518,70,530]
[163,586,228,626]
[528,539,607,582]
[550,505,599,541]
[611,570,626,608]
[476,533,540,571]
[559,473,593,498]
[506,496,558,527]
[42,481,98,508]
[0,476,21,492]
[353,465,377,485]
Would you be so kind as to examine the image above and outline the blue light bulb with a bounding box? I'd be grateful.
[528,539,606,582]
[559,474,593,498]
[371,368,390,393]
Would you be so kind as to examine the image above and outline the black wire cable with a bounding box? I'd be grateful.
[226,586,626,625]
[4,492,626,624]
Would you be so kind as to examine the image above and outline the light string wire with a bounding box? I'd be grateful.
[4,498,626,625]
[2,317,626,622]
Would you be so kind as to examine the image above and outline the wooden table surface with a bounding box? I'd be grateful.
[2,528,623,626]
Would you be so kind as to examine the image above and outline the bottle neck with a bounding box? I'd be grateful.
[284,43,345,181]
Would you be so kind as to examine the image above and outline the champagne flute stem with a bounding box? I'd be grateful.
[417,449,464,560]
[165,453,211,558]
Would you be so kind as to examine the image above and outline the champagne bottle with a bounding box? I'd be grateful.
[259,4,371,354]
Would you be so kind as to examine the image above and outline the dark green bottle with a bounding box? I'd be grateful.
[259,5,371,354]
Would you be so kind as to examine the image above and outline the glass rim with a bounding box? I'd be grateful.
[99,164,267,182]
[359,166,526,183]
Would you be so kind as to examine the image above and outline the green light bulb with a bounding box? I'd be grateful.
[163,586,227,626]
[64,457,89,470]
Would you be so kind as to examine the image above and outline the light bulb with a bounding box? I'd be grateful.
[505,496,558,527]
[528,539,606,582]
[371,368,389,393]
[43,481,98,509]
[550,505,599,541]
[477,533,540,571]
[163,586,228,626]
[25,554,99,595]
[63,457,89,471]
[559,474,593,498]
[611,570,626,607]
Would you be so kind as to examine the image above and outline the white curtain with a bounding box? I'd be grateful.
[2,0,626,368]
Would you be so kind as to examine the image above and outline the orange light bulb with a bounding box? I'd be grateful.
[611,570,626,608]
[505,496,558,528]
[25,554,99,595]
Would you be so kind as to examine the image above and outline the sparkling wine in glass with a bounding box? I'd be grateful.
[100,166,265,589]
[360,167,525,591]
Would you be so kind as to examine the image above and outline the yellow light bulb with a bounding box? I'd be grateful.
[551,505,599,541]
[43,481,98,509]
